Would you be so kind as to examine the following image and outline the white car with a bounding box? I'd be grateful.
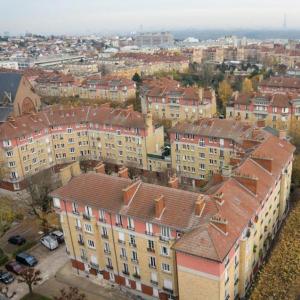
[40,235,58,251]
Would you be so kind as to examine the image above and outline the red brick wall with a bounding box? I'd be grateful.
[115,275,125,286]
[141,284,153,296]
[102,270,109,280]
[71,259,84,271]
[89,268,97,276]
[130,280,136,289]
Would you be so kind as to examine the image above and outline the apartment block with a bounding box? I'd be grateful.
[51,131,294,300]
[226,91,300,130]
[169,118,260,186]
[258,76,300,94]
[140,78,216,124]
[0,105,164,191]
[79,75,136,102]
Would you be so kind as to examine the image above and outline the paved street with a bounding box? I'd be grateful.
[4,244,68,300]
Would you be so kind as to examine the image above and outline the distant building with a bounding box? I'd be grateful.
[0,72,41,122]
[134,32,174,48]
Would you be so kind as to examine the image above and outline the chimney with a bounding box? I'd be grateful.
[233,173,258,195]
[279,129,287,140]
[122,180,140,205]
[251,155,273,173]
[155,195,165,219]
[168,176,179,189]
[195,195,206,217]
[118,167,129,179]
[94,162,105,174]
[210,214,228,235]
[214,192,224,205]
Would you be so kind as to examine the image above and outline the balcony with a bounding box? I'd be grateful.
[147,247,155,253]
[83,213,91,221]
[75,226,82,231]
[127,226,135,231]
[163,287,173,294]
[118,239,126,245]
[106,265,113,270]
[159,236,170,244]
[148,264,156,269]
[133,273,141,280]
[150,279,158,286]
[101,234,109,240]
[98,217,106,223]
[145,231,154,236]
[129,242,137,248]
[78,240,84,246]
[131,258,139,264]
[81,255,88,262]
[72,210,80,216]
[90,262,99,269]
[104,249,111,255]
[120,255,127,261]
[122,270,130,276]
[115,222,123,228]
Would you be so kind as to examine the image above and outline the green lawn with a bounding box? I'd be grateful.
[21,293,51,300]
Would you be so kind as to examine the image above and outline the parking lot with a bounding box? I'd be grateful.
[2,243,68,300]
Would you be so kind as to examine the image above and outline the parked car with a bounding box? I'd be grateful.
[0,270,14,284]
[40,235,58,250]
[15,252,38,267]
[8,235,26,246]
[49,230,64,244]
[5,261,26,275]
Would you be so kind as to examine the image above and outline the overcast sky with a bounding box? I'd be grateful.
[1,0,300,35]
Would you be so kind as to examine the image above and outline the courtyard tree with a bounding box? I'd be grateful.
[18,268,42,295]
[218,80,233,108]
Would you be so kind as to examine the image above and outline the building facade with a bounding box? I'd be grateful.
[51,131,294,300]
[226,92,300,130]
[0,105,164,191]
[140,78,217,124]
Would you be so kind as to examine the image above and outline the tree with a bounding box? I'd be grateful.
[132,72,142,83]
[18,268,42,295]
[26,170,56,233]
[218,80,233,107]
[54,287,86,300]
[242,78,253,93]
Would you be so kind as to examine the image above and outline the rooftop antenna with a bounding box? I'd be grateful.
[283,13,287,29]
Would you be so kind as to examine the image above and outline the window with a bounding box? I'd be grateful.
[53,198,60,209]
[161,246,169,256]
[149,256,156,268]
[127,217,135,230]
[162,263,171,273]
[75,218,81,230]
[129,234,136,246]
[163,279,173,291]
[99,209,105,222]
[101,226,108,237]
[151,272,158,284]
[118,232,125,243]
[6,151,13,157]
[121,248,127,258]
[84,223,93,233]
[160,226,171,239]
[132,251,138,262]
[67,128,73,133]
[87,239,95,249]
[148,240,155,251]
[123,263,129,274]
[104,242,110,254]
[84,206,92,217]
[116,215,123,226]
[146,222,153,235]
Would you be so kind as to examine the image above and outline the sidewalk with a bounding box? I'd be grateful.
[35,261,154,300]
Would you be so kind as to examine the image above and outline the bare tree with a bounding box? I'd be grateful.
[18,268,42,295]
[25,170,55,233]
[54,287,86,300]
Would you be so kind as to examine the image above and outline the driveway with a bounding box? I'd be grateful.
[4,244,68,300]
